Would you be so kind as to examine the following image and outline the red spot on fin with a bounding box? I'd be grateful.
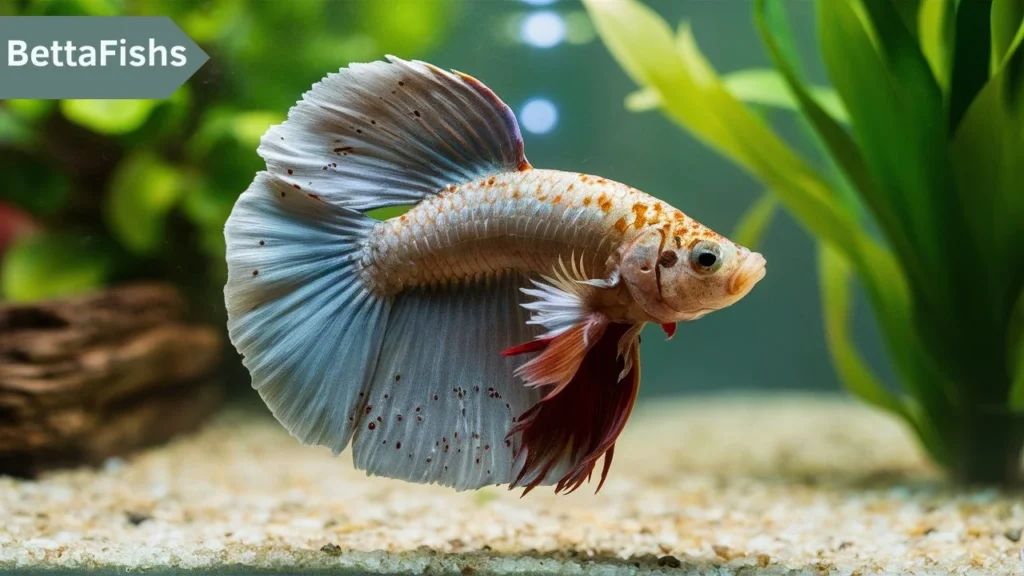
[507,323,641,496]
[661,323,676,340]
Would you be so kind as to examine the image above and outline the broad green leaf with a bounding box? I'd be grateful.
[950,68,1024,304]
[992,0,1024,73]
[1,233,112,302]
[71,0,120,16]
[890,0,923,40]
[730,192,777,251]
[6,99,54,120]
[106,153,183,254]
[61,99,158,135]
[187,108,284,159]
[0,107,32,147]
[626,70,849,124]
[919,0,958,94]
[0,156,71,216]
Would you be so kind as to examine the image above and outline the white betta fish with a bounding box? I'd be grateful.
[224,56,766,494]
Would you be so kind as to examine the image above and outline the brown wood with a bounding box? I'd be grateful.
[0,284,224,476]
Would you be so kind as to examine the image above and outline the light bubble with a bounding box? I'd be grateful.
[520,98,558,135]
[520,0,557,5]
[520,11,566,48]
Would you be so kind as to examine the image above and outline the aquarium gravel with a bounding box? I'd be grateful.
[1,395,1022,575]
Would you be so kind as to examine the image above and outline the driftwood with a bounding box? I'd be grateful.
[0,284,223,476]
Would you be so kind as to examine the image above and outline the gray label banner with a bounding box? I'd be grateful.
[0,16,209,99]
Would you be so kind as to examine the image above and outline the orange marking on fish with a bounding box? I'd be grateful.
[631,202,648,229]
[551,194,562,204]
[614,217,628,233]
[582,196,591,206]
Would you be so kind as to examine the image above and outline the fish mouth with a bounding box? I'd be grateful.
[727,252,767,297]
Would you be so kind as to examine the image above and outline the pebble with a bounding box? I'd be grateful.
[657,555,681,568]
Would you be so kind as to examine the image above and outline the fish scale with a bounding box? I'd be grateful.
[361,169,677,295]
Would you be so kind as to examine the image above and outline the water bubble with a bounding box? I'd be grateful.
[520,98,558,135]
[521,11,566,48]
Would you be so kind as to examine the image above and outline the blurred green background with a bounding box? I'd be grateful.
[0,0,884,400]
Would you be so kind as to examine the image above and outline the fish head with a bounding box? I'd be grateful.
[619,224,766,323]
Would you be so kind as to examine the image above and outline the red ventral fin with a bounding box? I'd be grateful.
[510,316,609,401]
[661,323,676,340]
[502,338,551,357]
[507,322,642,495]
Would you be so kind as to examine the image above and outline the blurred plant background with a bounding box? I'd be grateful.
[0,0,458,308]
[583,0,1024,484]
[3,0,983,457]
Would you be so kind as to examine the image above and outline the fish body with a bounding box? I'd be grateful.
[224,57,765,494]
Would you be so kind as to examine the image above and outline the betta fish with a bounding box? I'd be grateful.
[224,56,766,494]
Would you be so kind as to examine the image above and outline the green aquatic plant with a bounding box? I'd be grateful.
[0,0,455,304]
[583,0,1024,484]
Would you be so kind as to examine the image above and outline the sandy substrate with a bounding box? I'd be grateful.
[1,394,1022,575]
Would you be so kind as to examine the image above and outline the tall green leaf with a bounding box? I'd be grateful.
[818,0,976,376]
[919,0,958,94]
[757,0,939,417]
[625,70,849,123]
[818,245,906,420]
[949,0,994,131]
[730,192,777,251]
[755,0,897,249]
[993,0,1024,68]
[818,243,950,465]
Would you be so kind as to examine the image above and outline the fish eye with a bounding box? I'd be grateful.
[690,241,723,274]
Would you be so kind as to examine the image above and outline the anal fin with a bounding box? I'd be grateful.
[507,322,642,494]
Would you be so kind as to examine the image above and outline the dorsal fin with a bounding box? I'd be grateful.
[257,55,530,213]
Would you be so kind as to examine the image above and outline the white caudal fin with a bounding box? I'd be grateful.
[258,55,529,213]
[225,173,388,453]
